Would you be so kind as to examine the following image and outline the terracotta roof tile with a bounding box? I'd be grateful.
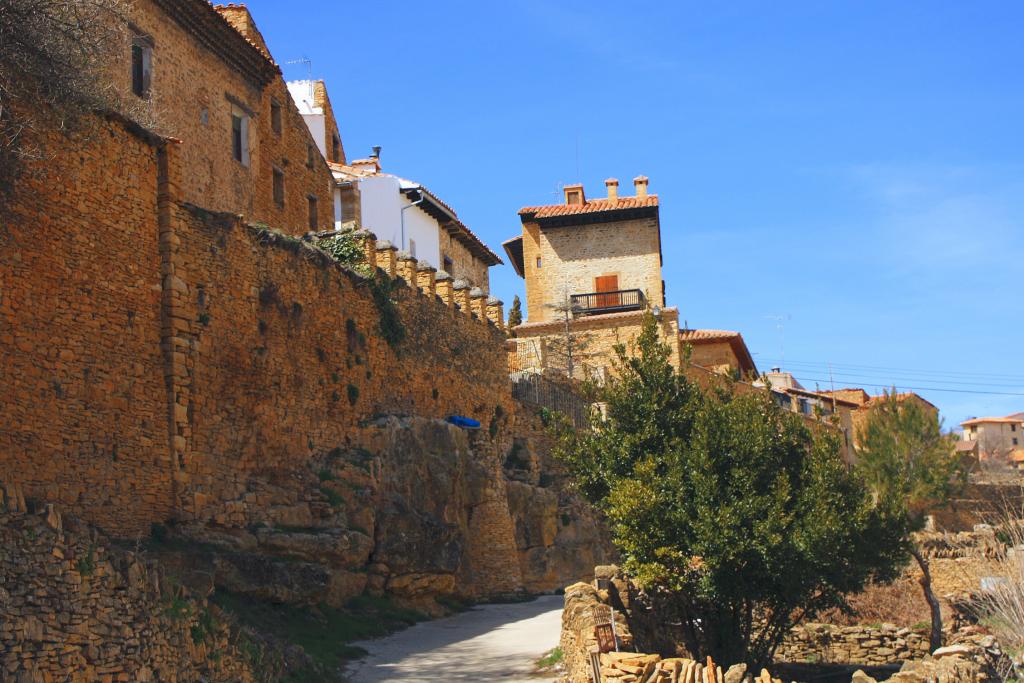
[679,329,740,343]
[961,416,1024,426]
[519,195,659,219]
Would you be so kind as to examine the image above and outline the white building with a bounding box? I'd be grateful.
[331,155,501,292]
[961,413,1024,459]
[285,79,500,291]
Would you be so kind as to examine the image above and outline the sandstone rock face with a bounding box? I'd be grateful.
[0,504,261,682]
[159,411,612,612]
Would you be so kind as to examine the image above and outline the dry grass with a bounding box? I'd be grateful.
[817,574,933,628]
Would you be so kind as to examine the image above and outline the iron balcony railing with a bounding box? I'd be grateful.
[570,289,645,316]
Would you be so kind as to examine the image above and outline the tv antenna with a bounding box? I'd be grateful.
[763,314,791,366]
[285,57,313,82]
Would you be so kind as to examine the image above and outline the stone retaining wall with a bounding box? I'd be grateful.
[0,485,260,682]
[777,624,930,666]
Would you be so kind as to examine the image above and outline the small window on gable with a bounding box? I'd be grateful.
[306,143,316,168]
[231,106,250,167]
[332,134,341,163]
[272,167,285,207]
[535,256,542,269]
[307,195,318,230]
[270,99,282,135]
[131,35,153,98]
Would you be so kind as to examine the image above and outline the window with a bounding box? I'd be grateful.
[270,99,282,135]
[272,167,285,207]
[535,256,542,269]
[799,398,811,415]
[1013,424,1018,432]
[231,107,250,166]
[131,36,153,98]
[408,239,417,257]
[443,256,453,274]
[566,188,583,205]
[1014,438,1020,446]
[307,195,318,230]
[332,134,341,162]
[306,143,316,168]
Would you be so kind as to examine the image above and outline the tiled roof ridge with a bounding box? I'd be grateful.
[519,194,659,217]
[211,3,277,65]
[679,328,740,341]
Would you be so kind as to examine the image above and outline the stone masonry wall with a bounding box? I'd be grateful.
[1,115,510,538]
[111,0,337,235]
[0,485,260,683]
[521,215,663,323]
[167,205,511,524]
[777,624,930,666]
[0,117,176,538]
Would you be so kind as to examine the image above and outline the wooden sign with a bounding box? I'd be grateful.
[595,622,617,653]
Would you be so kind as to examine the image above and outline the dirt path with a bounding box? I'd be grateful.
[344,594,564,682]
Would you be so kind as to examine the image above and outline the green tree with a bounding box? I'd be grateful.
[507,295,523,331]
[856,393,963,651]
[555,314,907,668]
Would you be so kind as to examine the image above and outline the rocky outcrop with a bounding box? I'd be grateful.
[0,487,261,683]
[158,411,611,612]
[501,421,615,592]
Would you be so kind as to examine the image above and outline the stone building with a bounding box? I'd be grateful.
[818,387,941,451]
[110,0,337,234]
[679,328,758,379]
[504,177,682,379]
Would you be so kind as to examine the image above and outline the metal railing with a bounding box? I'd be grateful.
[511,372,592,429]
[570,289,645,316]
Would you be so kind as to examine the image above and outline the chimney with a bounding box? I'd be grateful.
[563,183,585,206]
[605,178,619,201]
[633,175,649,199]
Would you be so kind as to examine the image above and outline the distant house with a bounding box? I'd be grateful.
[679,328,758,379]
[817,388,941,450]
[960,413,1024,462]
[753,369,859,457]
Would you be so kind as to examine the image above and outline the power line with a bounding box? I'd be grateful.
[786,376,1024,397]
[792,370,1024,390]
[759,357,1024,383]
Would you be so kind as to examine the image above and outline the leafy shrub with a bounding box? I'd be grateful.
[316,232,373,277]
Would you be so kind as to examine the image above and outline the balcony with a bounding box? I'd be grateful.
[570,289,646,316]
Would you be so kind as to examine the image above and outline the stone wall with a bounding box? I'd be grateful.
[1,112,611,603]
[166,204,512,526]
[777,624,930,666]
[440,229,491,292]
[0,485,260,683]
[0,116,176,538]
[0,114,511,537]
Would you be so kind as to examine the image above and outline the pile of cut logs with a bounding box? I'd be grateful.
[597,653,784,683]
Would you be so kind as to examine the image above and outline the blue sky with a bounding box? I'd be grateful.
[244,0,1023,428]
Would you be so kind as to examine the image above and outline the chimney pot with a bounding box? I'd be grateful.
[605,178,619,201]
[563,183,585,206]
[633,175,649,199]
